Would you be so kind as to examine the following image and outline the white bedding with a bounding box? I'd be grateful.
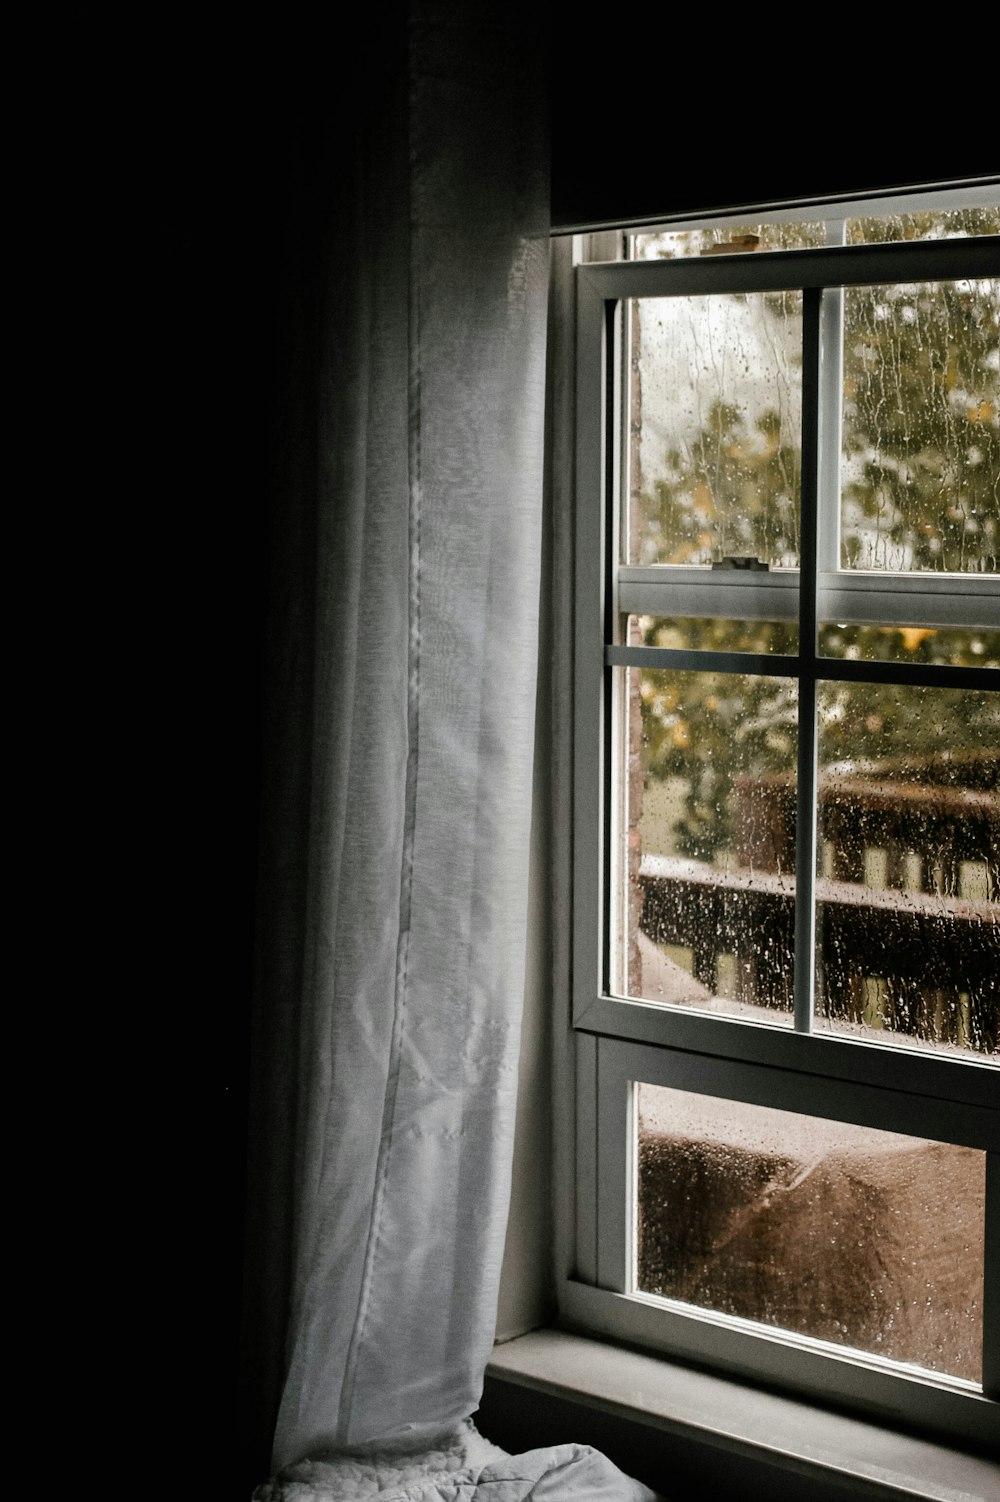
[252,1421,659,1501]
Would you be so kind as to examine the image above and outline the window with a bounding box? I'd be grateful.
[566,189,999,1450]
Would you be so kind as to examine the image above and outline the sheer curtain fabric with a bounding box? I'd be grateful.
[246,5,655,1498]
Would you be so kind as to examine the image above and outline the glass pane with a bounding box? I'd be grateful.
[635,1085,985,1384]
[631,203,1000,262]
[840,279,999,575]
[631,222,828,261]
[816,683,999,1057]
[621,669,796,1019]
[846,204,1000,247]
[631,615,799,655]
[819,622,1000,667]
[628,294,802,568]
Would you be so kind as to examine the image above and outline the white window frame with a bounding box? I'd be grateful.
[563,197,1000,1453]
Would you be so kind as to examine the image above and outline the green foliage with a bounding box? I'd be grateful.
[644,402,799,567]
[842,274,999,574]
[637,660,796,863]
[638,624,999,863]
[636,614,798,863]
[635,209,1000,861]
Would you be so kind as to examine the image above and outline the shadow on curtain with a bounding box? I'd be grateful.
[241,3,656,1497]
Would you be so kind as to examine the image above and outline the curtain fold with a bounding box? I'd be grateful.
[245,5,656,1497]
[249,0,549,1469]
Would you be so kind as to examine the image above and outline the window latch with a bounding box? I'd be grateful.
[711,555,770,571]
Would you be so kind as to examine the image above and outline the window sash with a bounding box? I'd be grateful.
[574,236,1000,1056]
[597,235,1000,630]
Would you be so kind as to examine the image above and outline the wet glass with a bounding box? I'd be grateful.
[635,1085,986,1383]
[846,205,1000,247]
[815,683,999,1057]
[630,615,799,655]
[840,279,999,575]
[818,623,1000,668]
[631,204,1000,262]
[631,222,828,261]
[620,669,796,1019]
[627,294,802,568]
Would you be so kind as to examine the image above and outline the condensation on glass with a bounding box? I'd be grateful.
[819,623,1000,668]
[635,1085,986,1383]
[626,294,802,569]
[839,278,999,575]
[630,203,1000,262]
[620,206,999,1055]
[629,615,799,655]
[630,222,829,261]
[815,684,999,1057]
[618,668,796,1021]
[845,205,1000,248]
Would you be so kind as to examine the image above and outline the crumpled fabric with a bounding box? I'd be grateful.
[252,1421,659,1501]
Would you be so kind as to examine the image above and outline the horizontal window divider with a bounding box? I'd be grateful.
[822,572,1000,631]
[607,642,997,689]
[815,656,997,690]
[620,567,1000,595]
[619,578,799,622]
[619,567,799,588]
[818,597,999,631]
[579,234,1000,300]
[827,570,1000,602]
[561,1282,998,1455]
[573,995,999,1112]
[618,569,999,631]
[597,1035,999,1152]
[605,645,801,675]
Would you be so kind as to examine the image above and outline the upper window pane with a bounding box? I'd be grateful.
[631,222,828,260]
[627,293,802,568]
[840,278,999,575]
[629,202,1000,262]
[845,204,1000,247]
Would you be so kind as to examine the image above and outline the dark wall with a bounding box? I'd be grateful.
[151,30,309,1494]
[548,16,998,231]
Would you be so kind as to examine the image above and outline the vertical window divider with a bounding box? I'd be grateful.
[984,1152,1000,1401]
[793,287,822,1034]
[602,299,620,999]
[817,219,845,576]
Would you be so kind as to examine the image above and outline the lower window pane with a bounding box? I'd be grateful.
[816,682,999,1057]
[635,1085,985,1384]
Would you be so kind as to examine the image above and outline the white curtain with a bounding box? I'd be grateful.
[245,5,654,1497]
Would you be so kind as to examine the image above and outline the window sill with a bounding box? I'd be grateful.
[484,1328,998,1502]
